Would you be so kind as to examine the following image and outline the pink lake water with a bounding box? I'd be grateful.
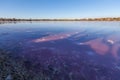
[0,21,120,80]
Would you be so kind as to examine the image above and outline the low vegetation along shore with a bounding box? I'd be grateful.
[0,17,120,21]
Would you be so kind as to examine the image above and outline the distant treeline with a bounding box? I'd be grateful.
[0,17,120,21]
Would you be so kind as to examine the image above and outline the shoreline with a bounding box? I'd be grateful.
[1,17,120,22]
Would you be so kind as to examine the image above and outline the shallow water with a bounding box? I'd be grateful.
[0,21,120,80]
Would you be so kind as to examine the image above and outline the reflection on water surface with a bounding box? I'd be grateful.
[0,22,120,80]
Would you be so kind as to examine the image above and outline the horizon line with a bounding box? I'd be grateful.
[0,17,120,19]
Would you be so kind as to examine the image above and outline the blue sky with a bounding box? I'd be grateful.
[0,0,120,18]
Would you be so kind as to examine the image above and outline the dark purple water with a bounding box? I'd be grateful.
[0,22,120,80]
